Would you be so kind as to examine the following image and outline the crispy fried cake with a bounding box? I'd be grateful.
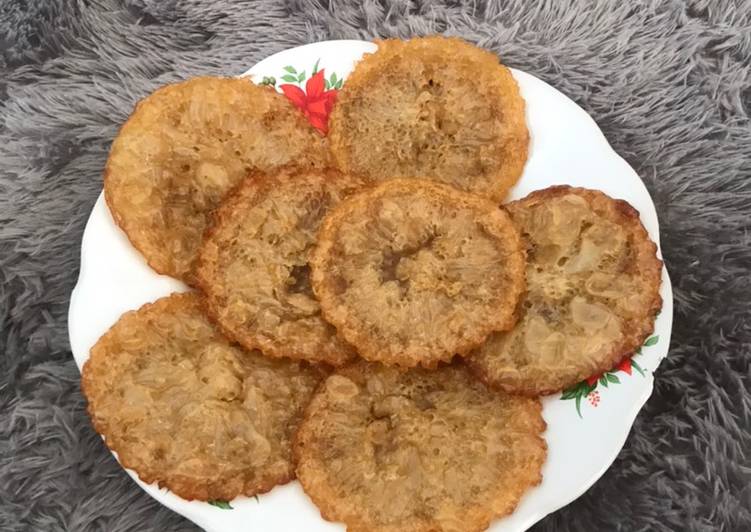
[81,293,323,501]
[310,179,526,368]
[197,167,364,367]
[294,361,546,532]
[468,186,663,395]
[104,77,328,285]
[328,36,528,201]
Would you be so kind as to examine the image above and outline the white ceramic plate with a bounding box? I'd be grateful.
[68,40,673,532]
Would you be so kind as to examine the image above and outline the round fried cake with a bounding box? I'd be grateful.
[310,179,526,368]
[197,167,364,367]
[294,361,546,532]
[81,293,323,501]
[328,36,528,202]
[104,77,328,285]
[468,186,663,396]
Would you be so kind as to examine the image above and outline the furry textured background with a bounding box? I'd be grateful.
[1,0,750,530]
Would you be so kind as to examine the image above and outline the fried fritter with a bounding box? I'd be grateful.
[310,179,526,368]
[328,36,528,202]
[197,167,365,367]
[81,293,323,501]
[104,77,328,285]
[294,361,546,532]
[468,186,663,396]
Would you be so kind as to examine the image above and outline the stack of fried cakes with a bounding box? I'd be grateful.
[83,36,662,532]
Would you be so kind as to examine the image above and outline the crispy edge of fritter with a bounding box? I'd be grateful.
[310,178,527,369]
[466,185,664,396]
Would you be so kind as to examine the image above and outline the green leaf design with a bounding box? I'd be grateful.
[606,373,620,384]
[208,500,233,510]
[324,79,331,90]
[297,71,306,83]
[334,79,344,89]
[561,387,579,400]
[259,76,276,87]
[562,381,590,417]
[283,65,297,74]
[312,58,320,75]
[631,358,646,376]
[281,74,298,83]
[329,72,338,85]
[561,379,601,417]
[561,380,587,399]
[599,375,609,388]
[644,335,659,347]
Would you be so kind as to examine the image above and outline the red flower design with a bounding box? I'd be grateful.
[280,69,338,135]
[586,357,633,386]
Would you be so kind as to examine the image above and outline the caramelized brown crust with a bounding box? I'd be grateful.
[328,36,528,202]
[468,186,663,396]
[196,167,365,366]
[104,77,329,285]
[294,361,547,532]
[81,293,323,501]
[310,179,526,368]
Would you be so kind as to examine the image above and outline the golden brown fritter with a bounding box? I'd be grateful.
[196,167,365,367]
[294,361,547,532]
[468,186,663,396]
[104,77,329,285]
[81,293,324,501]
[310,179,526,368]
[328,36,528,202]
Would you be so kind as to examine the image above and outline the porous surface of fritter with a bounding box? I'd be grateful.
[81,293,323,501]
[328,36,528,202]
[104,77,328,284]
[468,186,663,395]
[311,179,526,368]
[197,168,364,366]
[294,361,546,532]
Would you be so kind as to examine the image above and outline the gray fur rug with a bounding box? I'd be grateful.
[1,1,750,530]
